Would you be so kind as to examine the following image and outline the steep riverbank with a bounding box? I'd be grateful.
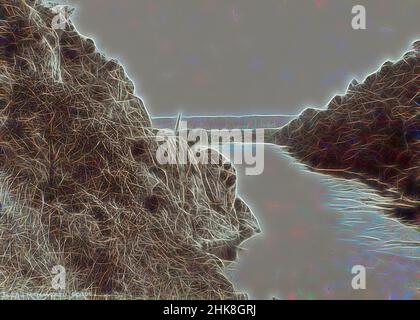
[227,145,419,300]
[0,0,259,299]
[269,41,419,225]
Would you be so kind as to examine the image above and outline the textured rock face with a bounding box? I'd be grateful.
[274,41,419,225]
[0,0,260,299]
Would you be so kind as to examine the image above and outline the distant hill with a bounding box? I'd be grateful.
[152,115,294,130]
[271,41,419,225]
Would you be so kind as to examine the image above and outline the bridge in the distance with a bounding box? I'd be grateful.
[151,114,295,131]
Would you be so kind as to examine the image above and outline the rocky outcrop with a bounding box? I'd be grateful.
[0,0,259,299]
[272,41,419,225]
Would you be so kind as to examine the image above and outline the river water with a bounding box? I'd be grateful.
[222,144,419,300]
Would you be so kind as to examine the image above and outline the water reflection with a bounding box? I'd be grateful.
[222,144,419,300]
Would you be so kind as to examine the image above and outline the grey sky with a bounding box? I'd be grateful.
[56,0,419,116]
